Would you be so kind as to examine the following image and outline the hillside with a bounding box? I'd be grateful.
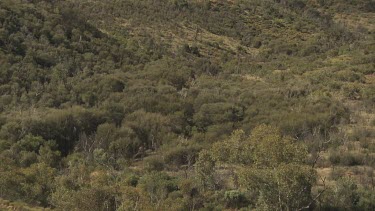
[0,0,374,210]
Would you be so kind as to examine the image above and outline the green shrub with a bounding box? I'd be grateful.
[335,70,364,82]
[340,153,364,166]
[224,190,248,209]
[164,145,201,169]
[125,174,140,187]
[342,83,362,100]
[349,127,374,142]
[329,151,341,165]
[145,156,165,172]
[330,151,365,166]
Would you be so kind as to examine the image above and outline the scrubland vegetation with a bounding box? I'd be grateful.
[0,0,374,210]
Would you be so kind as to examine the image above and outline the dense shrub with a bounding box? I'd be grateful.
[164,145,201,169]
[0,0,373,209]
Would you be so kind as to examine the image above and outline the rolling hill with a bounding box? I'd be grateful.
[0,0,374,210]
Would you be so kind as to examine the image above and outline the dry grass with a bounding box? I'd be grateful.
[113,16,258,60]
[0,198,50,211]
[334,13,375,32]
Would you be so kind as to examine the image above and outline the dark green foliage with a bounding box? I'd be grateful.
[224,190,248,209]
[164,145,201,169]
[144,156,165,172]
[329,151,365,166]
[138,172,179,204]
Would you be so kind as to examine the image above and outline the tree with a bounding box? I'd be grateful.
[20,163,56,206]
[320,178,360,210]
[195,149,216,190]
[138,172,178,208]
[124,110,171,151]
[195,125,317,210]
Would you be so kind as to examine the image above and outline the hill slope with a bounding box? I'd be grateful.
[0,0,374,210]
